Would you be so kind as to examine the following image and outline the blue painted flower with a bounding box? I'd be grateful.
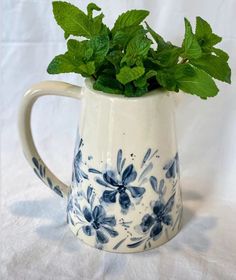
[82,205,118,244]
[97,164,145,211]
[140,193,175,240]
[163,153,179,179]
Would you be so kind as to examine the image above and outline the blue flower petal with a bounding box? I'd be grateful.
[102,226,119,237]
[122,164,137,185]
[96,229,109,244]
[153,201,165,216]
[162,214,172,225]
[127,186,145,198]
[140,214,154,232]
[82,225,94,236]
[92,205,106,222]
[83,207,92,222]
[102,190,117,204]
[150,222,163,240]
[119,191,131,210]
[101,216,116,227]
[103,170,119,186]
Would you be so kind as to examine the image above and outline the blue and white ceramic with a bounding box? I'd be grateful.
[19,79,183,253]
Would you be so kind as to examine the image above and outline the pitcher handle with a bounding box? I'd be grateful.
[18,81,82,198]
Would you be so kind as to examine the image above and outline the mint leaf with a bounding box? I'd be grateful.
[212,47,229,61]
[112,25,145,48]
[89,35,109,64]
[87,3,101,19]
[175,64,219,98]
[124,83,147,97]
[195,16,222,49]
[190,54,231,83]
[47,53,77,74]
[183,18,202,59]
[112,10,149,34]
[154,47,181,67]
[67,39,93,61]
[122,34,152,65]
[145,22,167,51]
[52,1,91,38]
[93,75,123,94]
[106,50,123,71]
[156,70,178,91]
[134,70,157,88]
[77,61,96,77]
[116,66,145,85]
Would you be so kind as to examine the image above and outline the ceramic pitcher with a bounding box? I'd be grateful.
[19,79,183,253]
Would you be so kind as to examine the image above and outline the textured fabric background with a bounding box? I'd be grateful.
[1,0,236,279]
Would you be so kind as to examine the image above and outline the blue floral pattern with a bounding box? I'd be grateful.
[89,149,148,212]
[32,157,63,197]
[67,186,118,247]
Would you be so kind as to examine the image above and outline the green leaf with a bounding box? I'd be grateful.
[52,1,91,38]
[89,35,110,63]
[122,34,152,65]
[116,66,145,85]
[134,70,157,88]
[195,16,222,48]
[190,54,231,83]
[112,25,145,48]
[145,22,167,51]
[124,83,147,97]
[67,39,93,61]
[77,61,96,77]
[183,18,202,59]
[212,47,229,61]
[106,50,123,71]
[175,64,219,98]
[156,70,178,91]
[154,47,181,67]
[112,10,149,34]
[93,75,123,94]
[87,3,101,19]
[47,53,77,74]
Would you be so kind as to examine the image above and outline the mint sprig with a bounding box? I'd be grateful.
[47,1,231,99]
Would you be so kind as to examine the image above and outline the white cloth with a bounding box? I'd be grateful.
[1,0,236,279]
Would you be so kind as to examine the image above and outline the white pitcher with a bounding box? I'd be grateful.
[19,79,183,253]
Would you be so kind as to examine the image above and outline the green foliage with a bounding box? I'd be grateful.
[48,1,231,99]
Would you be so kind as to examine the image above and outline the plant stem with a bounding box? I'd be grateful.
[179,58,188,64]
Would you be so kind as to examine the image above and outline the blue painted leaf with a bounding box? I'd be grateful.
[150,176,158,192]
[117,149,123,174]
[88,168,102,174]
[87,186,93,202]
[142,148,151,167]
[47,177,53,188]
[164,193,176,214]
[32,157,39,169]
[138,162,153,182]
[39,165,44,177]
[113,237,127,250]
[53,186,63,197]
[159,179,166,195]
[127,239,145,248]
